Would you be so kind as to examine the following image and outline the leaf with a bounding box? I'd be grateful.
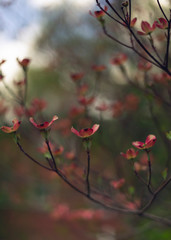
[162,168,168,180]
[128,186,135,195]
[166,131,171,140]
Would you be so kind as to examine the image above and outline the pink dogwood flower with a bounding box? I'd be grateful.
[1,119,21,133]
[137,21,156,35]
[89,6,107,18]
[111,178,125,189]
[110,53,127,65]
[29,115,58,130]
[121,148,138,159]
[71,124,99,138]
[155,18,168,29]
[132,134,156,150]
[17,58,30,70]
[91,64,106,72]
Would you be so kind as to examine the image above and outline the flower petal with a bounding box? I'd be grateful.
[71,127,80,137]
[145,134,156,148]
[92,124,100,134]
[132,141,145,149]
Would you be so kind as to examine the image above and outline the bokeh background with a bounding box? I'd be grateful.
[0,0,171,239]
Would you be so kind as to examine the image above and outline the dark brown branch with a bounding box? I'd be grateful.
[17,140,52,171]
[157,0,169,21]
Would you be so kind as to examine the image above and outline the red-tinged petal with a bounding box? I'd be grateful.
[131,17,137,27]
[120,152,127,158]
[53,146,64,156]
[12,119,21,131]
[29,117,38,127]
[92,124,100,134]
[137,31,146,36]
[48,115,58,127]
[111,178,125,189]
[132,141,145,149]
[0,59,6,66]
[141,21,151,33]
[152,22,156,30]
[79,128,93,137]
[1,126,13,133]
[145,134,156,148]
[159,18,167,25]
[71,127,80,137]
[89,10,94,17]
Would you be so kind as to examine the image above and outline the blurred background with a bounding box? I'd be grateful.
[0,0,171,239]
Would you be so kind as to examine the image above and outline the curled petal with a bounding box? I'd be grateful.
[145,134,156,148]
[132,141,145,149]
[48,115,58,126]
[92,124,100,134]
[130,17,137,27]
[71,127,81,137]
[141,21,151,33]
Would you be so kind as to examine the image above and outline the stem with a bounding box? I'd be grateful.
[156,0,169,21]
[86,149,91,196]
[17,136,171,226]
[165,14,171,68]
[23,70,28,107]
[149,34,163,63]
[145,150,153,194]
[2,81,22,104]
[101,24,132,49]
[140,176,171,214]
[96,0,125,26]
[105,0,126,23]
[17,140,52,171]
[45,138,58,172]
[128,0,131,26]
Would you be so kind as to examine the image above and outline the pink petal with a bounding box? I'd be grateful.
[141,21,151,33]
[137,31,146,35]
[120,152,127,158]
[48,115,58,127]
[29,117,37,127]
[131,17,137,27]
[145,134,156,148]
[92,124,100,134]
[132,141,145,149]
[1,126,12,133]
[12,119,21,131]
[71,127,80,137]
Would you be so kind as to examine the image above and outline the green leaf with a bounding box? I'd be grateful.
[128,186,135,195]
[166,131,171,140]
[162,168,168,180]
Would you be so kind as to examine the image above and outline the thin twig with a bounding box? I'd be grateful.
[157,0,169,21]
[17,140,52,171]
[96,0,125,26]
[86,149,91,196]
